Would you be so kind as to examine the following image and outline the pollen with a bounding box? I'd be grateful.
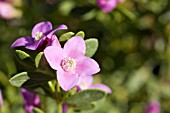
[35,32,43,41]
[61,57,76,72]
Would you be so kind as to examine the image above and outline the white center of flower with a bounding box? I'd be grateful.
[61,57,76,72]
[35,32,43,41]
[80,82,87,89]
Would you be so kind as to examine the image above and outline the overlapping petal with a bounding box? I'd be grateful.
[77,76,93,90]
[47,24,68,38]
[11,36,34,48]
[64,36,86,58]
[76,56,100,76]
[32,21,52,37]
[57,69,79,91]
[44,46,64,70]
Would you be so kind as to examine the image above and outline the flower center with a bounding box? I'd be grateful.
[35,32,43,41]
[61,57,76,72]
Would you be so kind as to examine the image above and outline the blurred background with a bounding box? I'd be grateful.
[0,0,170,113]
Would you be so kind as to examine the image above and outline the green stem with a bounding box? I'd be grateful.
[58,102,63,113]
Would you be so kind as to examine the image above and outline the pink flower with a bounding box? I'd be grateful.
[97,0,118,13]
[0,1,22,19]
[145,101,160,113]
[77,76,112,94]
[0,89,3,108]
[44,36,100,91]
[11,21,67,50]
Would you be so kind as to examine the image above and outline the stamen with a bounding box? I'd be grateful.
[35,32,43,41]
[61,57,76,72]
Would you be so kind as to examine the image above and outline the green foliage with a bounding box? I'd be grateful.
[59,32,75,41]
[85,38,98,57]
[9,72,29,87]
[75,31,85,38]
[9,72,54,87]
[35,52,44,68]
[65,89,106,105]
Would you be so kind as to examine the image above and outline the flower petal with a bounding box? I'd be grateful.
[32,21,52,37]
[57,69,79,91]
[47,24,68,38]
[44,46,64,70]
[64,36,86,58]
[11,36,34,48]
[76,56,100,76]
[77,75,93,90]
[89,84,112,94]
[47,35,61,48]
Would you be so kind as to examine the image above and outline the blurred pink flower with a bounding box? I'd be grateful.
[145,101,160,113]
[44,36,100,91]
[0,1,22,19]
[76,75,112,94]
[0,89,3,108]
[21,88,41,113]
[97,0,118,13]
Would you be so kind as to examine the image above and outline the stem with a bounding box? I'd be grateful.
[58,102,63,113]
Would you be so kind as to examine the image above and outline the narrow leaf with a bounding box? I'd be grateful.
[85,38,98,57]
[15,50,30,60]
[22,72,55,87]
[35,52,44,68]
[65,89,106,105]
[33,107,44,113]
[9,72,29,87]
[59,32,75,41]
[75,31,85,38]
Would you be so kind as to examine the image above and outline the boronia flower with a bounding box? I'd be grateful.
[44,36,100,91]
[145,101,160,113]
[77,75,112,94]
[11,21,67,50]
[21,88,41,113]
[97,0,118,13]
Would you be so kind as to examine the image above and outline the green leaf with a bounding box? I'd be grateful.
[35,52,44,68]
[9,72,55,87]
[65,89,106,105]
[59,32,75,41]
[74,102,95,110]
[75,31,85,38]
[22,72,55,87]
[15,50,30,60]
[33,107,44,113]
[15,50,34,68]
[85,38,98,57]
[9,72,29,87]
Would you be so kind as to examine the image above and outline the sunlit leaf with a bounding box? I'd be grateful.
[9,72,29,87]
[59,32,75,41]
[85,38,98,57]
[75,31,85,38]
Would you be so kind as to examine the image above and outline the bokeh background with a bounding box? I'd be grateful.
[0,0,170,113]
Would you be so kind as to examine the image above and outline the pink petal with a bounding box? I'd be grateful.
[77,75,93,90]
[32,21,52,37]
[89,84,112,94]
[44,46,64,70]
[48,35,61,48]
[11,36,34,48]
[57,69,79,91]
[47,24,68,38]
[76,56,100,76]
[64,36,86,58]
